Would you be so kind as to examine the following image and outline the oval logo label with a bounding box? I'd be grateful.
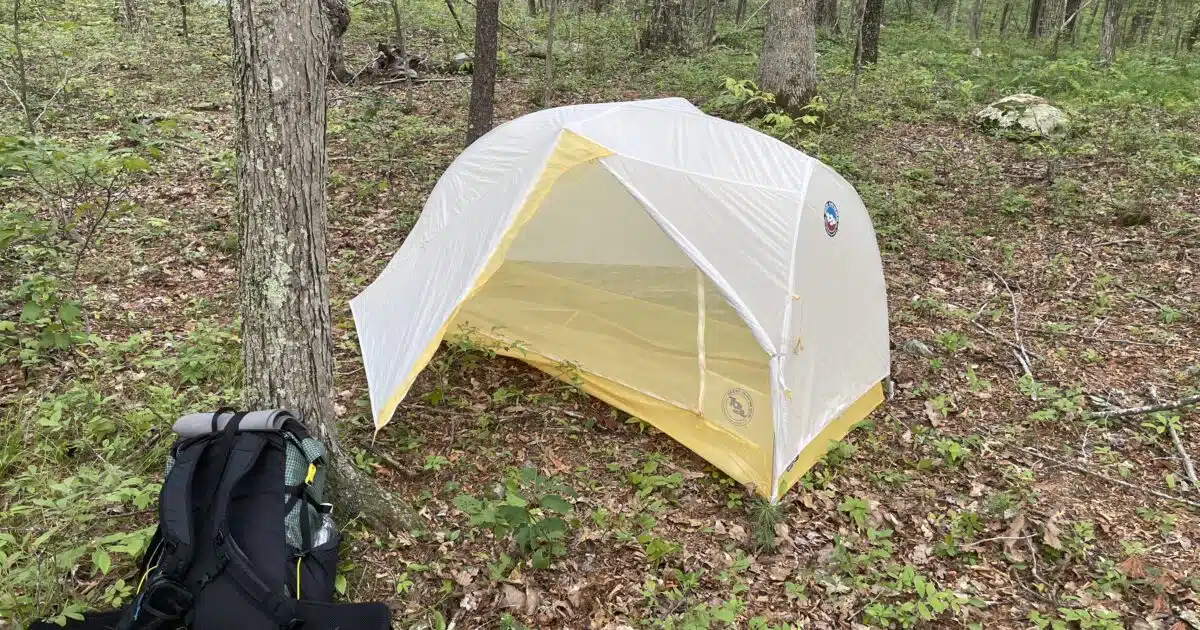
[824,201,840,237]
[722,388,754,426]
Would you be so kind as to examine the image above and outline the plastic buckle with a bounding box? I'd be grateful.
[285,619,304,630]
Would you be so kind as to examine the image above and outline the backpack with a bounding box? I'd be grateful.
[31,408,392,630]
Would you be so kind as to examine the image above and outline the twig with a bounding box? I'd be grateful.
[731,0,771,31]
[989,269,1034,377]
[1169,424,1198,490]
[1115,281,1192,320]
[971,320,1045,360]
[1021,447,1200,509]
[961,533,1034,549]
[1091,238,1140,247]
[444,0,465,33]
[1091,393,1200,419]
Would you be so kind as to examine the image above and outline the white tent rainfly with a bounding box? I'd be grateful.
[351,98,890,501]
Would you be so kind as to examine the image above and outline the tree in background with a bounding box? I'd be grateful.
[544,0,557,104]
[230,0,410,527]
[1099,0,1124,61]
[324,0,353,82]
[639,0,687,50]
[817,0,840,30]
[466,0,499,144]
[117,0,148,33]
[1063,0,1083,38]
[758,0,817,111]
[1028,0,1045,37]
[856,0,884,65]
[968,0,984,39]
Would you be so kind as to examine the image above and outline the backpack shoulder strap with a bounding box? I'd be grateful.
[119,411,248,630]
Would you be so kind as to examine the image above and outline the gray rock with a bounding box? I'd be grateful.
[901,339,934,358]
[975,93,1069,139]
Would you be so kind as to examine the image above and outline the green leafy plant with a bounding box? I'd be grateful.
[454,467,575,569]
[627,458,683,497]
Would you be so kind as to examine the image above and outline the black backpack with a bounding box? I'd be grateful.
[32,409,392,630]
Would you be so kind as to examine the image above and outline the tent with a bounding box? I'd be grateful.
[351,98,890,501]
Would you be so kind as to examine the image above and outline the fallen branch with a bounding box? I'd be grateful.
[1151,389,1199,491]
[1021,447,1200,509]
[1091,393,1200,419]
[1017,325,1178,348]
[1169,424,1198,490]
[378,76,463,85]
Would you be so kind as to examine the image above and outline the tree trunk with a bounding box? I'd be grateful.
[817,0,840,30]
[178,0,189,41]
[1000,0,1013,34]
[1028,0,1044,37]
[945,0,959,30]
[736,0,748,22]
[230,0,413,531]
[391,0,414,112]
[323,0,353,83]
[467,0,499,145]
[639,0,688,51]
[1063,0,1082,36]
[758,0,817,112]
[704,0,719,45]
[1188,6,1200,51]
[856,0,883,64]
[11,0,33,134]
[968,0,983,38]
[1099,0,1123,62]
[528,0,538,16]
[118,0,147,33]
[545,0,556,104]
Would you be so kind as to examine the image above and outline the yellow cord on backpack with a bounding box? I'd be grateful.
[295,556,303,599]
[305,463,317,485]
[136,564,159,594]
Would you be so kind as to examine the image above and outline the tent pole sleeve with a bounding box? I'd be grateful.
[696,269,707,414]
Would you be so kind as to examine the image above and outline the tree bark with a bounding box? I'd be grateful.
[1188,6,1200,51]
[528,0,538,15]
[545,0,556,104]
[466,0,499,145]
[736,0,748,23]
[856,0,883,64]
[1000,0,1013,34]
[703,0,719,46]
[391,0,414,111]
[817,0,840,30]
[1028,0,1044,37]
[1063,0,1082,36]
[639,0,688,51]
[11,0,33,134]
[117,0,147,33]
[758,0,817,112]
[323,0,353,83]
[968,0,983,38]
[946,0,960,30]
[1099,0,1123,62]
[230,0,413,531]
[179,0,189,41]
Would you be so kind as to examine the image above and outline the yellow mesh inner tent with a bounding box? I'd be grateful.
[350,98,890,500]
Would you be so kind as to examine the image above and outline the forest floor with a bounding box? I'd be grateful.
[2,5,1200,630]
